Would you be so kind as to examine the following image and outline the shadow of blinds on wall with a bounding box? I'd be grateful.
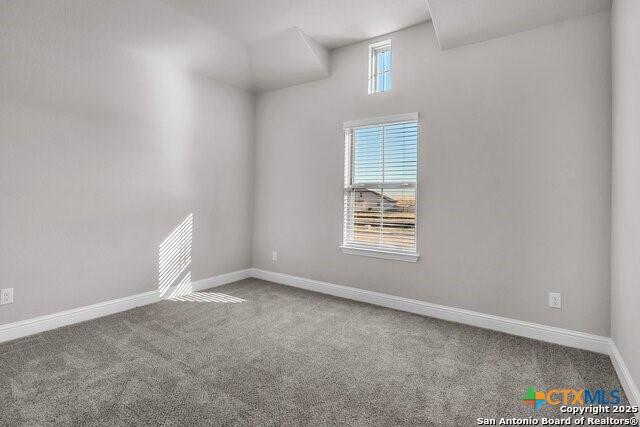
[159,213,193,298]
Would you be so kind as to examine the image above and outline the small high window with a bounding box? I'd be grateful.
[368,40,391,94]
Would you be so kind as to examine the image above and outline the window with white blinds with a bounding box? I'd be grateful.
[342,114,419,261]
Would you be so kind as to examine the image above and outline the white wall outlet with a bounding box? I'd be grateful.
[272,251,278,262]
[549,292,561,309]
[0,288,14,305]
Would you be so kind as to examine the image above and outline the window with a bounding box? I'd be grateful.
[368,40,391,94]
[341,113,419,262]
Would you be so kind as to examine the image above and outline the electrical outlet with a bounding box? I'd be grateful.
[549,292,561,309]
[272,251,278,262]
[0,288,13,305]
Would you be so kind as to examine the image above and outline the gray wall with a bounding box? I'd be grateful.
[253,14,612,336]
[611,0,640,391]
[0,9,254,324]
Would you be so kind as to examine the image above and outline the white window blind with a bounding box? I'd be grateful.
[368,40,391,94]
[342,115,418,258]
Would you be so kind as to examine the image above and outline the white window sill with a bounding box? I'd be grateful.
[339,245,419,263]
[368,89,392,95]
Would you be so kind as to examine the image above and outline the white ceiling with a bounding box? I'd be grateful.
[427,0,611,50]
[161,0,430,92]
[1,0,253,88]
[4,0,611,93]
[165,0,430,50]
[249,28,330,93]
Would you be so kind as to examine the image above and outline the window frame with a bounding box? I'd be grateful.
[340,113,420,262]
[368,39,392,94]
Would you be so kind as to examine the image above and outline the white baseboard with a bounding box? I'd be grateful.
[609,341,640,410]
[191,268,252,292]
[250,269,611,354]
[0,268,252,344]
[0,290,158,344]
